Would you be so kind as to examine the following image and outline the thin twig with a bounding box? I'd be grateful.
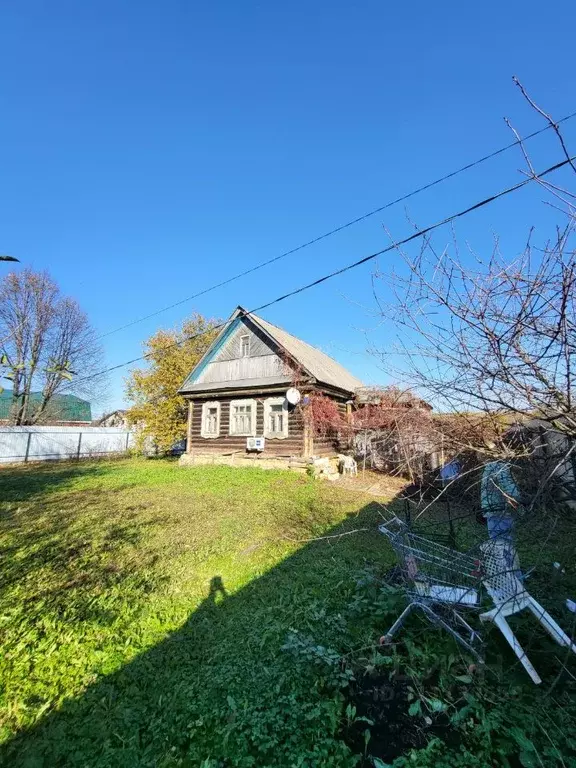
[280,528,369,543]
[513,76,576,175]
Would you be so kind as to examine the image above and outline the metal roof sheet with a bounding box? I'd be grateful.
[248,313,363,394]
[0,391,92,422]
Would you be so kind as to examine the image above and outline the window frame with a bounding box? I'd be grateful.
[229,398,257,437]
[201,401,221,438]
[263,396,289,439]
[240,334,250,358]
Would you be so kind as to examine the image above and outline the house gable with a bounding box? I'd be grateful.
[181,314,295,393]
[179,306,363,397]
[211,317,275,362]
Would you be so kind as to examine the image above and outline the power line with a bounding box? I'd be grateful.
[96,110,576,341]
[76,154,574,384]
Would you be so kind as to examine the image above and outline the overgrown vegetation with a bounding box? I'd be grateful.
[125,313,220,451]
[370,84,576,487]
[0,459,575,766]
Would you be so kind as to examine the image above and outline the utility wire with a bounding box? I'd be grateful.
[76,154,575,384]
[96,110,576,341]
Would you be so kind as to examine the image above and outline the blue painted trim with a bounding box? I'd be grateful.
[181,317,242,388]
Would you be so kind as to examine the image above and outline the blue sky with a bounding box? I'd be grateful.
[1,1,575,414]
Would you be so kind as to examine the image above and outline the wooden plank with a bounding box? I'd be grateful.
[196,355,287,385]
[186,401,194,454]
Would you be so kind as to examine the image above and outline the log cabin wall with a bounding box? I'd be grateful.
[188,395,305,457]
[187,391,350,458]
[311,400,348,456]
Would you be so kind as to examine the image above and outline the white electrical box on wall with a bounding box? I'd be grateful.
[246,437,265,452]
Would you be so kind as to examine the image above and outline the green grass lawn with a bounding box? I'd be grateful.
[1,459,575,767]
[0,458,399,767]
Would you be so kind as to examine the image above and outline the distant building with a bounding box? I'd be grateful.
[507,415,576,510]
[0,391,92,426]
[97,410,129,428]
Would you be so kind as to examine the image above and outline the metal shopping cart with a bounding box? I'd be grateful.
[379,517,576,684]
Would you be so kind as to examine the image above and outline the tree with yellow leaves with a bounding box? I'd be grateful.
[125,313,220,452]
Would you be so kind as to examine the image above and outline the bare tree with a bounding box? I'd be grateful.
[0,269,106,424]
[374,226,575,437]
[372,86,576,435]
[370,83,576,512]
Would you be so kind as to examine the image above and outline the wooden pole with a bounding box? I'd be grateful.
[345,400,353,422]
[186,400,194,454]
[302,409,313,459]
[24,432,32,463]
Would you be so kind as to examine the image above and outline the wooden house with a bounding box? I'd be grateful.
[178,306,363,464]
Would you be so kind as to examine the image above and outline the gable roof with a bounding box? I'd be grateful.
[252,314,363,394]
[179,306,363,396]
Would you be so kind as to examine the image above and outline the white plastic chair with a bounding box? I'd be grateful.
[379,518,576,684]
[479,539,576,685]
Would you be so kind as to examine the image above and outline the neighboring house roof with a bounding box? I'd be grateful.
[180,306,363,396]
[355,386,432,410]
[97,409,128,427]
[0,390,92,423]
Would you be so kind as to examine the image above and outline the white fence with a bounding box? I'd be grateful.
[0,426,135,464]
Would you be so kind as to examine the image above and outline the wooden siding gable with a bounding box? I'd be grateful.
[179,305,362,398]
[182,314,295,392]
[212,319,273,361]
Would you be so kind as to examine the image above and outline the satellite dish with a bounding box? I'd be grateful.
[286,388,301,405]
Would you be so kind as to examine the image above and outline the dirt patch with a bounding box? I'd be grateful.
[342,669,459,765]
[338,471,408,500]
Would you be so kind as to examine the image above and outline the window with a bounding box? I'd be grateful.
[229,399,256,436]
[269,404,283,434]
[240,334,250,357]
[264,397,289,439]
[201,401,220,438]
[205,407,218,433]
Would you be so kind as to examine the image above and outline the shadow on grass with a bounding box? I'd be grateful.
[1,498,397,767]
[2,480,574,767]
